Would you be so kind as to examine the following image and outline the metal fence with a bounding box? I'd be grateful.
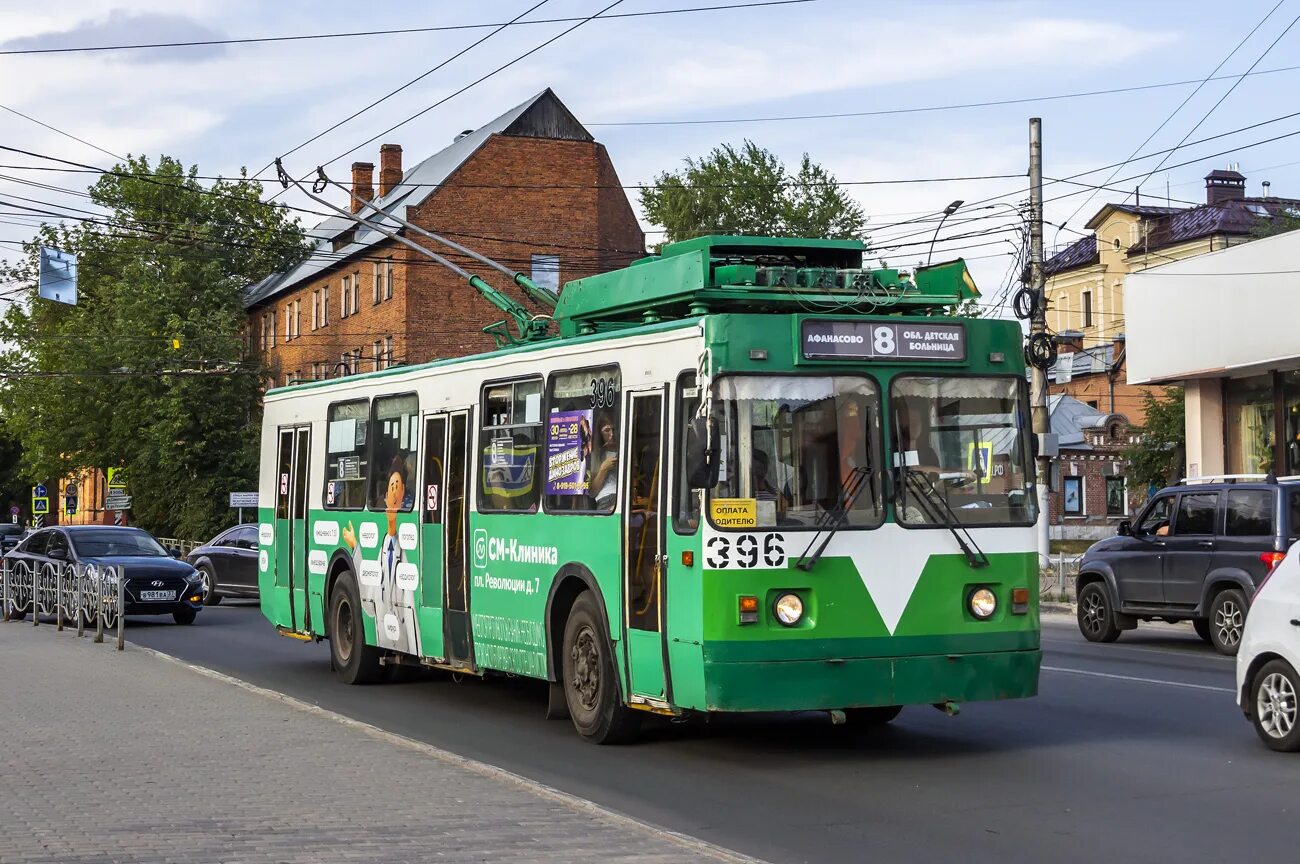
[1,559,125,649]
[1040,554,1083,604]
[155,537,203,557]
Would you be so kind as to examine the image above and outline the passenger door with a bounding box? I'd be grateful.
[422,411,472,670]
[273,425,313,632]
[232,526,260,590]
[622,388,669,704]
[1162,491,1219,607]
[1114,493,1174,605]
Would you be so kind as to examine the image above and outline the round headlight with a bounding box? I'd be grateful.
[969,587,997,619]
[774,593,804,626]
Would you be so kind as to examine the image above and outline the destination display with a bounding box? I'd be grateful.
[801,320,966,361]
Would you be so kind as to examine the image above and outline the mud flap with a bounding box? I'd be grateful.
[545,681,570,720]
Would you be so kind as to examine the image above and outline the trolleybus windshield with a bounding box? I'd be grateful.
[708,375,884,530]
[891,375,1036,527]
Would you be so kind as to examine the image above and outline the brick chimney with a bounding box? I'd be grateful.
[350,162,374,213]
[1205,168,1246,206]
[379,144,403,197]
[1057,330,1084,353]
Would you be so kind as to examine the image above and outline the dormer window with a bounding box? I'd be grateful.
[331,227,358,253]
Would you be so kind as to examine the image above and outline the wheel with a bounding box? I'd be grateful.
[1193,618,1213,645]
[562,592,640,744]
[329,570,382,685]
[1250,659,1300,752]
[172,608,197,625]
[846,705,903,725]
[1077,582,1120,643]
[198,566,222,606]
[1208,588,1247,656]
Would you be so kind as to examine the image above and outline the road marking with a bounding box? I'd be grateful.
[130,643,766,864]
[1042,665,1235,694]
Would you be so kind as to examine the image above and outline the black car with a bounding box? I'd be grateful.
[0,523,24,555]
[4,525,205,624]
[1076,476,1300,655]
[186,524,260,605]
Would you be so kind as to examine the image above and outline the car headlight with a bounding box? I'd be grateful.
[185,569,203,583]
[968,587,997,619]
[774,593,804,626]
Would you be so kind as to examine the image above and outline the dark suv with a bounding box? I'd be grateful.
[1076,477,1300,655]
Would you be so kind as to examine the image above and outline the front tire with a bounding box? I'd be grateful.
[1251,659,1300,752]
[173,608,197,625]
[198,566,221,606]
[329,570,382,685]
[1077,582,1120,643]
[562,592,639,744]
[1208,588,1247,656]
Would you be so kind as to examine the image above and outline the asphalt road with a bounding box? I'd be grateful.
[124,604,1297,864]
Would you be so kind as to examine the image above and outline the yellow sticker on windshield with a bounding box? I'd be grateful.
[967,441,993,481]
[710,498,757,528]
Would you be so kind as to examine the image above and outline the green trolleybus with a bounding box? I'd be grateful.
[257,235,1041,743]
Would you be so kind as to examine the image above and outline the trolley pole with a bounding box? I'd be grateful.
[1028,117,1051,569]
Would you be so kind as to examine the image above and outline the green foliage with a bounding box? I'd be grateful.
[640,140,867,243]
[0,155,308,540]
[0,431,35,517]
[1250,210,1300,239]
[1123,388,1186,492]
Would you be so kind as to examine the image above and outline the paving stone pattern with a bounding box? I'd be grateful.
[0,624,728,864]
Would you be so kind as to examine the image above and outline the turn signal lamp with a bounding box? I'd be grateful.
[1011,587,1030,615]
[682,550,694,567]
[739,595,759,624]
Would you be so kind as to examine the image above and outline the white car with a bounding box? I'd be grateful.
[1237,546,1300,752]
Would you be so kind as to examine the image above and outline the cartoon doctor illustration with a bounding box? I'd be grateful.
[343,457,418,655]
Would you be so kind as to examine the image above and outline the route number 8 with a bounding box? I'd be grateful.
[872,325,896,355]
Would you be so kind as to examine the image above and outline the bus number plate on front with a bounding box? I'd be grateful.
[704,532,786,570]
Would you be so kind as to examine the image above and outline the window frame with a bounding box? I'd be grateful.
[477,376,545,514]
[540,363,622,516]
[673,369,702,536]
[1063,475,1084,516]
[1082,289,1093,328]
[384,259,394,300]
[322,397,371,511]
[1105,475,1128,517]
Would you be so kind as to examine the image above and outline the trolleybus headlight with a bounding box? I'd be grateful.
[774,593,804,626]
[968,587,997,620]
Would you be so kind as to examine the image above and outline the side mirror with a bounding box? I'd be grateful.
[48,547,68,561]
[168,546,183,558]
[686,416,721,490]
[1117,520,1131,537]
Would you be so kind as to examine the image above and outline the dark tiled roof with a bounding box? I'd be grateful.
[1132,197,1300,254]
[1083,204,1181,230]
[1044,235,1098,275]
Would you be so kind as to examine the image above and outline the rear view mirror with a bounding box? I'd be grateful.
[686,416,720,490]
[1117,520,1131,537]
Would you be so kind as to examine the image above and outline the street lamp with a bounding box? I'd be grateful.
[927,200,964,266]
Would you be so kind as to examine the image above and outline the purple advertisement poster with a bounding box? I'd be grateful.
[545,409,592,495]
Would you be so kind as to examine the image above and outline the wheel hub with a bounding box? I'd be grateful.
[335,598,354,663]
[1257,672,1297,739]
[570,625,600,711]
[1214,600,1243,647]
[1081,593,1104,634]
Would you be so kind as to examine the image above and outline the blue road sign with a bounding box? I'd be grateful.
[34,484,47,498]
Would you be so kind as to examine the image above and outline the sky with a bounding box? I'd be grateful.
[2,0,1298,324]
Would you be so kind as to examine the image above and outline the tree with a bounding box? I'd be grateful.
[0,155,308,539]
[1123,388,1186,494]
[640,140,867,243]
[1251,210,1300,239]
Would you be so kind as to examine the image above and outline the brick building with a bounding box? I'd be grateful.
[1046,332,1150,426]
[245,89,645,383]
[1046,394,1135,540]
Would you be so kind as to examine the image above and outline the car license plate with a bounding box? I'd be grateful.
[140,590,176,601]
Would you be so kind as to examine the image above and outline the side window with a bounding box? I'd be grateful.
[23,530,49,556]
[370,394,418,512]
[479,379,544,512]
[47,531,69,558]
[1289,490,1300,542]
[216,528,240,547]
[674,371,701,534]
[543,365,620,513]
[1225,490,1274,536]
[1137,495,1174,534]
[1173,492,1218,535]
[324,399,369,510]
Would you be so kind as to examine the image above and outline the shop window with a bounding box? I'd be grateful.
[324,399,369,510]
[1105,476,1127,516]
[1285,370,1300,476]
[1063,476,1083,516]
[1225,375,1275,475]
[479,379,544,512]
[543,366,620,514]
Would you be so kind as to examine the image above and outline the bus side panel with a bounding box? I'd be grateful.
[257,505,292,628]
[664,525,706,710]
[468,512,622,682]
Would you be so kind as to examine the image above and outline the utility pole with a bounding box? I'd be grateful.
[1028,117,1051,569]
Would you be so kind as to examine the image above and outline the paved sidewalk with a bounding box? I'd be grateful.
[0,623,755,864]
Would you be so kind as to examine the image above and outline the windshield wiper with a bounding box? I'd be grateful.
[795,466,873,571]
[901,469,990,569]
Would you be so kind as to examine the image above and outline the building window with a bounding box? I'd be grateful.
[322,284,330,326]
[1063,476,1084,516]
[1285,371,1300,476]
[1105,476,1127,516]
[285,304,292,341]
[293,300,301,338]
[531,254,560,295]
[384,335,394,365]
[340,275,352,319]
[479,378,544,512]
[1085,399,1099,410]
[373,339,384,371]
[372,262,382,305]
[259,314,267,351]
[269,310,276,348]
[311,291,319,331]
[1057,293,1069,330]
[352,272,360,314]
[1225,374,1275,475]
[1081,290,1093,328]
[384,259,394,300]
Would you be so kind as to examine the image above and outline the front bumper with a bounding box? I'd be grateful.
[702,649,1041,713]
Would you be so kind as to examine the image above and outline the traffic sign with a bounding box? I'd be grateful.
[107,467,128,490]
[105,490,131,511]
[8,506,18,516]
[34,484,47,498]
[229,492,259,508]
[32,497,48,515]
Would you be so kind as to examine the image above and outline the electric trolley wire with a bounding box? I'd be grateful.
[0,1,814,56]
[0,103,125,162]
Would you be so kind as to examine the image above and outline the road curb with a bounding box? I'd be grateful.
[130,641,769,864]
[1041,602,1075,615]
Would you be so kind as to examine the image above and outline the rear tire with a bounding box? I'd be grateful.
[1192,618,1213,645]
[1077,582,1120,643]
[172,608,197,625]
[329,570,382,685]
[1208,588,1247,656]
[1251,659,1300,752]
[562,592,639,744]
[198,566,222,606]
[846,705,903,725]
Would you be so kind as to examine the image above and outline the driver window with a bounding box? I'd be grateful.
[24,530,50,556]
[47,531,69,558]
[1137,496,1174,535]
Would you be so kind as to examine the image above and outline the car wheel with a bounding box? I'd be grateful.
[329,570,382,685]
[1251,659,1300,752]
[1077,582,1121,643]
[846,705,903,725]
[198,566,221,606]
[562,591,640,744]
[1192,618,1213,645]
[1208,588,1247,656]
[172,608,197,625]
